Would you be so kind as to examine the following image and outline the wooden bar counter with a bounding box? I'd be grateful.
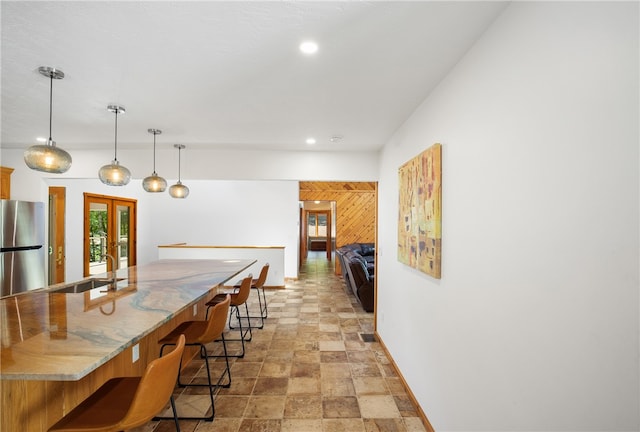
[0,258,255,431]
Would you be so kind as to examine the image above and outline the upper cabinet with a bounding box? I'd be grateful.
[0,167,14,199]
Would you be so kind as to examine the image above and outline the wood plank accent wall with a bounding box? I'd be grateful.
[299,181,377,273]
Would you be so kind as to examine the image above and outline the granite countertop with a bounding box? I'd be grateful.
[0,259,255,381]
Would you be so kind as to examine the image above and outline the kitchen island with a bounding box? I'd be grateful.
[0,258,254,431]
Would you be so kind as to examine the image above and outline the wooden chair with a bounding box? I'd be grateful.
[156,295,231,422]
[48,334,186,432]
[205,275,252,358]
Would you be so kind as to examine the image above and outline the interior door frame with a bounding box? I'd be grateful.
[322,210,332,260]
[300,207,307,266]
[83,193,137,277]
[304,209,332,261]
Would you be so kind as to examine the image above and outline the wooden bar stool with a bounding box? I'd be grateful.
[206,275,252,358]
[48,334,186,432]
[156,295,231,422]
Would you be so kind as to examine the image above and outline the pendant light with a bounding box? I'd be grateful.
[169,144,189,199]
[99,105,131,186]
[142,128,167,192]
[24,66,72,173]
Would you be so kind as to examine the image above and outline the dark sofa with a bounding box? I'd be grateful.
[336,243,375,312]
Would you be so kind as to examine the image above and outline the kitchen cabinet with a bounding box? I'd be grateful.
[0,166,14,199]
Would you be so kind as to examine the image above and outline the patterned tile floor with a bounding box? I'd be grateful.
[140,252,427,432]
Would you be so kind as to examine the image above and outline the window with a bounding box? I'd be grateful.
[307,212,328,237]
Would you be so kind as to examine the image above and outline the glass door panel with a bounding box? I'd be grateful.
[86,196,110,277]
[115,201,134,270]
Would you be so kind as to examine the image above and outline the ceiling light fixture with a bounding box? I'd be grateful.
[24,66,72,173]
[142,128,167,193]
[306,137,316,145]
[299,40,318,55]
[99,105,131,186]
[169,144,189,199]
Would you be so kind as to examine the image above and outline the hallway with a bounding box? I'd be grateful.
[147,253,427,432]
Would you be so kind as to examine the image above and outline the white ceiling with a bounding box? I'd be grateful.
[1,1,507,153]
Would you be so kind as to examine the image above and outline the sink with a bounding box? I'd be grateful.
[51,278,127,294]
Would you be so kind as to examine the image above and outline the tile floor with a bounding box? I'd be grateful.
[140,252,427,432]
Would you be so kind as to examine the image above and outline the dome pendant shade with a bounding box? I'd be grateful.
[24,66,72,173]
[169,181,189,198]
[99,160,132,186]
[142,128,167,192]
[142,173,167,192]
[24,140,72,173]
[169,144,189,199]
[99,105,130,186]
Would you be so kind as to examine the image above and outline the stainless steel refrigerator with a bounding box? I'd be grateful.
[1,200,46,297]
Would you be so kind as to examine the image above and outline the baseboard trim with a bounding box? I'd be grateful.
[374,331,436,432]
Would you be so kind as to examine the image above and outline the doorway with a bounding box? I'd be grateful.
[307,211,330,254]
[83,193,137,277]
[300,201,335,264]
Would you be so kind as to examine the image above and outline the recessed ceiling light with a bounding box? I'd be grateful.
[299,41,318,55]
[36,137,47,143]
[306,137,316,145]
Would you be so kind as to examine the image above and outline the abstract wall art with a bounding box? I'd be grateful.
[397,143,442,279]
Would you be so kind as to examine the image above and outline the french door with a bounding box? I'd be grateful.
[83,193,137,277]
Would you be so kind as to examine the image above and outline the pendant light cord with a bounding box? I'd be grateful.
[152,133,157,174]
[178,146,182,182]
[113,109,119,161]
[48,73,53,141]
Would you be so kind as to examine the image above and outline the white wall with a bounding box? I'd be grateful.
[36,178,299,282]
[3,148,378,284]
[147,179,299,280]
[377,2,639,431]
